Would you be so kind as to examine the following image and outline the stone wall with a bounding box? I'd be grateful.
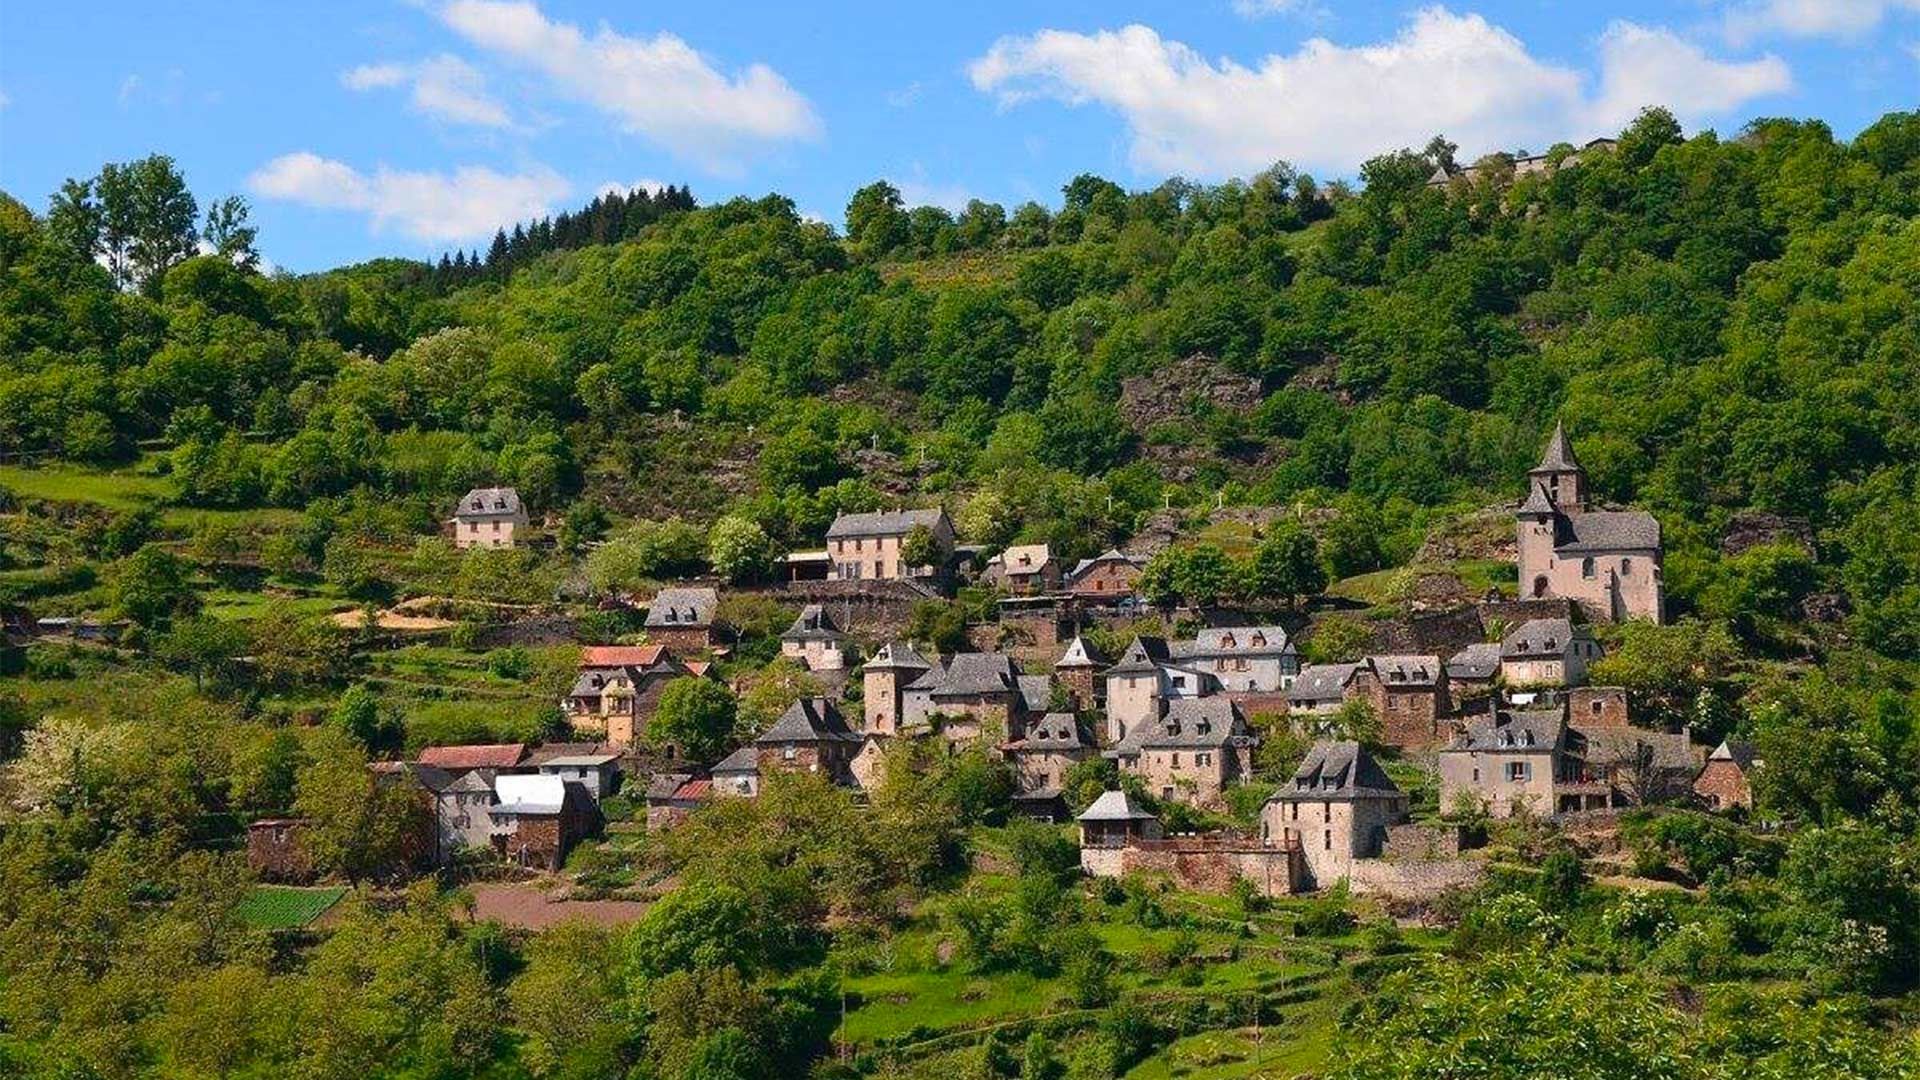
[1083,837,1304,897]
[1347,857,1485,898]
[1693,760,1751,810]
[1381,821,1473,861]
[1567,686,1630,728]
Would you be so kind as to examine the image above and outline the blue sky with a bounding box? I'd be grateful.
[2,1,1916,272]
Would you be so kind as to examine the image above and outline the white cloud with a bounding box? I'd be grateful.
[968,8,1791,177]
[1231,0,1326,20]
[1724,0,1920,42]
[342,54,511,128]
[1588,22,1791,132]
[436,0,820,171]
[249,151,569,242]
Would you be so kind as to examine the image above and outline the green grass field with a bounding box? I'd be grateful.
[0,461,172,509]
[233,885,347,930]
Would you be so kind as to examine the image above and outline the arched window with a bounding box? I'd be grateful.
[1621,558,1632,576]
[1532,575,1549,598]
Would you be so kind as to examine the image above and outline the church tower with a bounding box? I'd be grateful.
[1527,420,1588,511]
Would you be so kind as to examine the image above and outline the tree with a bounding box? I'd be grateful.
[153,615,248,692]
[113,546,197,629]
[1248,522,1327,607]
[650,677,740,763]
[707,515,777,583]
[292,731,432,883]
[330,684,402,753]
[201,195,258,269]
[845,180,908,257]
[899,524,941,571]
[93,154,201,293]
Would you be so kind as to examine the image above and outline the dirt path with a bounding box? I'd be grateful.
[467,882,652,929]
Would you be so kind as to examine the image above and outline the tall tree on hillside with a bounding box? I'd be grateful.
[202,195,259,269]
[846,180,908,257]
[49,154,202,293]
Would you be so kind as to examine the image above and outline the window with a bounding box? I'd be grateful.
[1472,766,1480,782]
[1324,830,1332,851]
[1171,752,1181,767]
[492,521,501,532]
[1323,803,1331,822]
[1197,753,1212,767]
[855,538,864,552]
[1621,558,1632,576]
[782,746,796,761]
[1592,700,1605,715]
[1290,803,1298,821]
[468,522,478,533]
[1582,557,1596,579]
[1506,761,1530,782]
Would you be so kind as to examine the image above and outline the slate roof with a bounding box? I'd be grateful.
[454,486,523,518]
[418,743,528,770]
[1453,709,1565,753]
[492,774,568,815]
[1128,698,1246,750]
[538,753,623,769]
[1066,549,1143,581]
[371,761,454,793]
[1078,789,1158,822]
[1558,510,1661,553]
[1533,421,1582,473]
[1517,482,1558,516]
[525,742,611,767]
[1173,626,1293,659]
[864,640,932,673]
[826,508,947,539]
[1502,618,1585,659]
[1272,740,1402,801]
[1017,675,1053,714]
[1708,739,1758,770]
[1008,713,1092,751]
[989,544,1054,573]
[1447,642,1503,680]
[646,587,719,629]
[1289,662,1364,704]
[929,653,1023,696]
[1056,635,1105,669]
[756,697,861,744]
[1577,726,1698,772]
[645,772,695,800]
[781,604,845,642]
[712,747,760,775]
[1369,655,1442,687]
[445,770,497,794]
[1104,636,1173,676]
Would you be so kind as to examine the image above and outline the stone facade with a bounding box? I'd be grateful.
[451,487,528,550]
[1261,742,1408,890]
[862,641,931,735]
[1353,657,1452,750]
[825,509,954,582]
[246,818,315,882]
[1516,423,1664,623]
[1083,837,1305,897]
[1065,550,1144,601]
[1567,686,1630,728]
[1693,744,1756,811]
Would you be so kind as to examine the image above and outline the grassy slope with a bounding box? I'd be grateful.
[234,885,347,929]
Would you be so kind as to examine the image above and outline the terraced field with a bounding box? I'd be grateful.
[234,885,348,930]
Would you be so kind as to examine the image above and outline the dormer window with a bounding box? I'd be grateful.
[1500,731,1514,747]
[1520,730,1534,747]
[1221,633,1236,648]
[1251,633,1265,647]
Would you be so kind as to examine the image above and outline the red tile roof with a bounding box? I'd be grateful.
[672,779,711,800]
[580,644,665,667]
[685,660,712,677]
[418,743,527,770]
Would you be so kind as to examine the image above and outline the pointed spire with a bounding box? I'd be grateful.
[1517,481,1557,517]
[1535,420,1581,473]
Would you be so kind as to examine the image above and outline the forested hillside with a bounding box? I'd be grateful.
[2,106,1920,1079]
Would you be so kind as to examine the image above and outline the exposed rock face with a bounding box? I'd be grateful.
[1800,591,1852,624]
[1118,354,1264,431]
[1720,510,1814,556]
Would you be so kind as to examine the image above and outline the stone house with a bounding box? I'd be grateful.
[643,775,710,830]
[1001,711,1097,818]
[1501,618,1599,688]
[246,818,314,882]
[901,652,1046,745]
[1064,549,1145,603]
[1446,642,1503,699]
[488,774,600,871]
[754,697,861,785]
[645,587,726,652]
[780,604,847,671]
[1568,685,1631,729]
[562,644,702,750]
[1517,423,1664,623]
[1108,697,1255,809]
[535,753,623,801]
[1260,741,1408,890]
[710,747,761,796]
[824,508,955,583]
[1437,708,1570,818]
[1172,626,1299,694]
[1077,789,1162,851]
[1694,740,1759,811]
[1053,635,1105,710]
[450,486,528,550]
[982,543,1063,595]
[436,771,499,857]
[1102,636,1220,745]
[1291,657,1452,750]
[862,641,933,734]
[1288,662,1368,716]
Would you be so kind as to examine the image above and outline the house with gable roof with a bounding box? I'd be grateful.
[1261,741,1408,889]
[1694,740,1760,811]
[754,697,862,784]
[1053,635,1105,709]
[1287,655,1452,750]
[1500,617,1600,688]
[1517,422,1664,623]
[824,508,954,582]
[1102,636,1220,745]
[645,587,727,652]
[780,604,847,671]
[562,644,704,750]
[1063,549,1145,603]
[450,486,529,549]
[982,543,1063,595]
[1001,711,1098,819]
[1171,625,1299,694]
[488,773,599,870]
[1107,697,1255,809]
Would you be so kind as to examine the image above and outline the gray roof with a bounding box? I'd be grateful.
[864,640,932,673]
[1533,421,1581,473]
[781,604,845,643]
[1067,549,1143,581]
[1369,655,1442,688]
[645,772,696,800]
[712,747,759,775]
[756,697,860,744]
[373,761,455,793]
[1454,708,1565,753]
[454,486,523,518]
[1011,713,1092,751]
[1290,662,1363,703]
[445,770,497,794]
[826,508,948,539]
[930,653,1023,696]
[1017,675,1053,714]
[1576,726,1698,772]
[1558,510,1661,553]
[538,753,622,769]
[1130,698,1246,750]
[1172,626,1293,659]
[1517,482,1558,516]
[646,587,719,629]
[1078,789,1158,822]
[1502,618,1586,659]
[1057,635,1105,669]
[1272,741,1402,801]
[1447,642,1503,680]
[1708,739,1757,770]
[1104,636,1173,676]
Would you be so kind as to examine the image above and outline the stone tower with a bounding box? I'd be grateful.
[1528,420,1587,510]
[862,641,930,735]
[1053,635,1105,710]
